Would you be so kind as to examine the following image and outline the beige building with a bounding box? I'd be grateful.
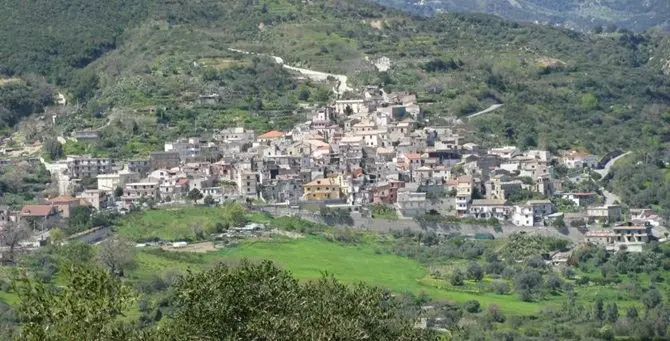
[585,225,650,252]
[302,178,342,201]
[123,182,159,200]
[485,176,522,200]
[587,205,622,223]
[237,171,258,198]
[97,169,140,192]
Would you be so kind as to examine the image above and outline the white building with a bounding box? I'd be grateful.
[469,199,510,220]
[97,170,140,192]
[334,99,368,115]
[562,150,599,169]
[512,205,535,227]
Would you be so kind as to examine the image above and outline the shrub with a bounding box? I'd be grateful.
[466,262,484,282]
[450,269,465,286]
[490,280,510,295]
[487,304,505,323]
[464,300,481,313]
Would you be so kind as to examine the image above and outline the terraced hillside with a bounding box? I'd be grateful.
[1,1,670,211]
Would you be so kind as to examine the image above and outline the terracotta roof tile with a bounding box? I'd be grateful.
[257,130,283,139]
[20,205,55,217]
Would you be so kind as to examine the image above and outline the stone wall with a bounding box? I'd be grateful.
[253,205,585,241]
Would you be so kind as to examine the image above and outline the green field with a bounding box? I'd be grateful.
[130,237,542,314]
[113,207,650,315]
[117,207,230,241]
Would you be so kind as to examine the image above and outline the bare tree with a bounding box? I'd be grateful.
[0,220,30,262]
[96,237,136,277]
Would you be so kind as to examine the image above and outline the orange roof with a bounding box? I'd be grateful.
[20,205,56,217]
[405,152,421,160]
[351,168,364,177]
[257,130,283,139]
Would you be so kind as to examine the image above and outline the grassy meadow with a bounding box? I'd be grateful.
[129,237,542,314]
[3,206,661,319]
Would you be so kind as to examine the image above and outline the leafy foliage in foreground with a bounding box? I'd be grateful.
[165,260,430,340]
[13,260,433,341]
[15,265,136,341]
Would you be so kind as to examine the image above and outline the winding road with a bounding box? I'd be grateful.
[467,104,504,119]
[594,151,632,178]
[228,48,352,95]
[595,152,632,205]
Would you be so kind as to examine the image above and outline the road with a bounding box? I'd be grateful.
[40,157,70,195]
[593,151,632,178]
[467,104,504,119]
[228,48,352,95]
[601,188,621,206]
[594,151,632,205]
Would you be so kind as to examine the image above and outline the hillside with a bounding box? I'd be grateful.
[1,0,670,159]
[376,0,670,32]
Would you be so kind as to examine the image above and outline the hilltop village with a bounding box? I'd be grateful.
[2,87,667,253]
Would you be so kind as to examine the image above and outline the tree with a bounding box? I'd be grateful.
[0,220,30,262]
[450,269,464,286]
[487,304,505,323]
[464,300,481,313]
[96,237,136,277]
[593,297,604,321]
[466,262,484,282]
[552,217,568,234]
[490,280,510,295]
[187,188,203,204]
[15,265,137,341]
[114,186,123,198]
[66,206,92,234]
[319,207,353,226]
[55,242,94,264]
[580,93,598,110]
[43,138,63,160]
[48,228,65,243]
[606,302,618,323]
[298,88,310,101]
[545,274,562,292]
[161,260,432,340]
[203,195,215,206]
[641,288,662,311]
[514,270,543,302]
[221,203,247,227]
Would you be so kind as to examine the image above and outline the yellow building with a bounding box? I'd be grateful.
[302,178,342,201]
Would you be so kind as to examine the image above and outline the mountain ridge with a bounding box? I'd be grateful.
[376,0,670,32]
[0,0,669,158]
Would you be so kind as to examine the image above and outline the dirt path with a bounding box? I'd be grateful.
[161,242,218,253]
[228,48,352,95]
